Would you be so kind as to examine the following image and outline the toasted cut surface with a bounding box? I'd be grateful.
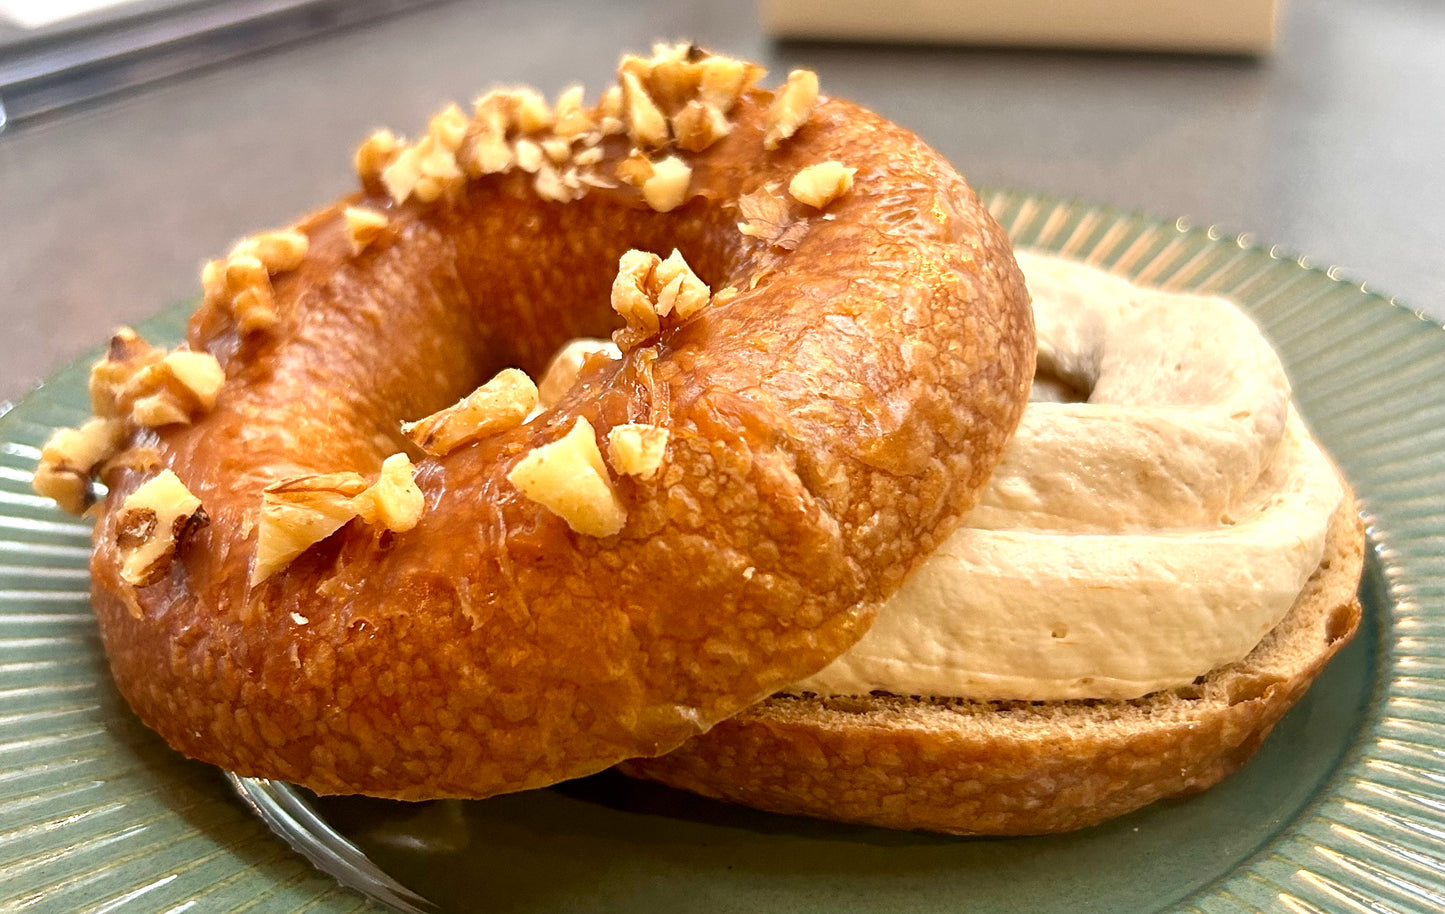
[619,487,1365,835]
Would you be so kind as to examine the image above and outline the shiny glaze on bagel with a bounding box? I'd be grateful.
[77,50,1033,799]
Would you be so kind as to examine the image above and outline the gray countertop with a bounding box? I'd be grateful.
[2,0,1442,406]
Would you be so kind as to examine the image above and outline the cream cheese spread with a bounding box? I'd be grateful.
[794,251,1344,701]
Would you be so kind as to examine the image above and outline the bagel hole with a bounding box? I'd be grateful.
[1030,369,1090,403]
[333,187,736,459]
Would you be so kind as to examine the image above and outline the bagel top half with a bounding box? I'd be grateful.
[39,46,1034,799]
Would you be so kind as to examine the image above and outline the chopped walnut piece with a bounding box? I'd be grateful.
[541,137,573,164]
[230,230,309,273]
[698,56,766,113]
[788,161,857,210]
[598,85,624,121]
[610,249,664,347]
[534,162,578,203]
[672,99,731,152]
[402,368,539,456]
[610,248,712,349]
[513,138,544,173]
[573,146,604,167]
[165,351,226,407]
[614,150,654,187]
[512,89,555,133]
[120,350,225,428]
[224,254,278,332]
[253,472,368,585]
[507,417,626,537]
[553,85,593,137]
[712,285,740,309]
[90,328,164,418]
[606,423,670,480]
[344,206,389,255]
[621,71,669,148]
[116,469,206,589]
[641,155,693,213]
[537,339,621,407]
[355,129,403,182]
[429,103,470,152]
[353,453,424,532]
[200,258,228,306]
[385,136,464,204]
[764,69,820,150]
[652,249,712,319]
[32,418,126,515]
[472,130,514,174]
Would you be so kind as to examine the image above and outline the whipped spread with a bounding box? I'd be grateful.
[794,251,1344,701]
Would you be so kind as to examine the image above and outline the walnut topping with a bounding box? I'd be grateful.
[621,70,669,149]
[88,328,225,429]
[207,253,279,332]
[764,69,820,150]
[353,453,424,532]
[475,88,554,135]
[598,85,625,121]
[90,328,164,418]
[610,248,712,350]
[472,130,514,174]
[513,138,544,173]
[614,150,654,186]
[344,206,389,255]
[230,230,309,273]
[533,162,578,203]
[553,85,593,137]
[698,55,766,113]
[541,137,573,164]
[537,338,621,407]
[121,350,226,428]
[428,103,470,152]
[712,285,740,309]
[116,469,206,589]
[253,455,424,584]
[573,146,605,167]
[402,368,539,456]
[610,250,664,347]
[253,472,368,585]
[788,160,857,209]
[641,155,693,212]
[652,248,712,319]
[606,423,670,480]
[672,99,730,152]
[383,136,463,204]
[32,418,126,515]
[355,129,404,183]
[512,89,555,133]
[507,417,626,537]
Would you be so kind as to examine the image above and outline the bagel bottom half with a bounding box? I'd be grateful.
[617,491,1365,835]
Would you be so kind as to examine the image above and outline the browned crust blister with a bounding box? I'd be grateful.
[619,490,1366,835]
[73,50,1035,799]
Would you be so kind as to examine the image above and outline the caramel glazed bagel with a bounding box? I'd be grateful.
[32,46,1035,799]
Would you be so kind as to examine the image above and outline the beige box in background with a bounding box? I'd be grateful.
[762,0,1278,55]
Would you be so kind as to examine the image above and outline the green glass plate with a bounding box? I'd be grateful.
[2,190,1441,914]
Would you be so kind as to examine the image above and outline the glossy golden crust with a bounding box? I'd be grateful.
[619,490,1365,834]
[85,74,1034,798]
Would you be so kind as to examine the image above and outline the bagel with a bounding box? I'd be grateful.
[31,45,1035,800]
[619,253,1366,834]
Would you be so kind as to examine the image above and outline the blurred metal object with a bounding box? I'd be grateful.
[0,0,453,132]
